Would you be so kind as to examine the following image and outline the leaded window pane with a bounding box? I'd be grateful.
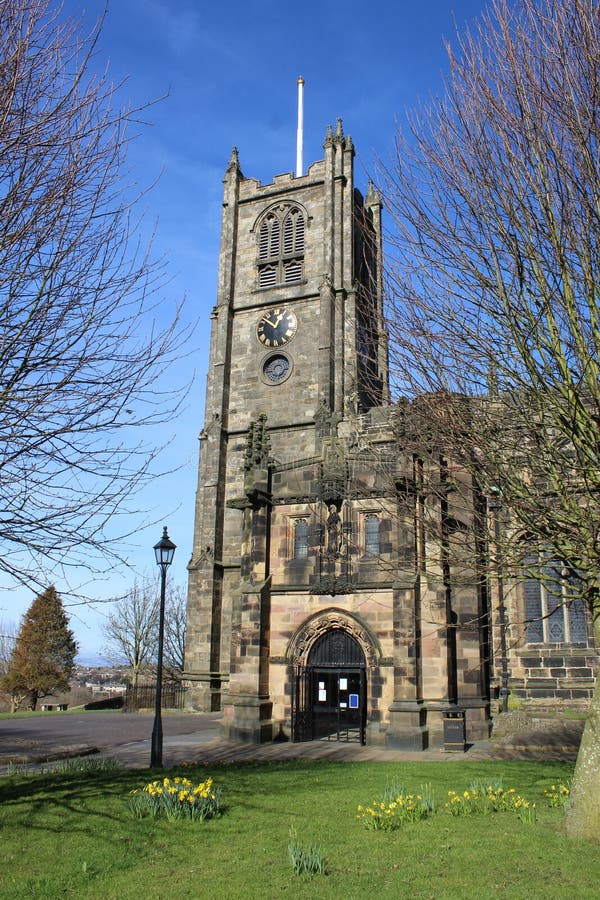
[294,519,308,559]
[524,576,544,642]
[365,515,379,555]
[568,599,588,642]
[525,551,589,644]
[547,603,566,641]
[543,559,563,605]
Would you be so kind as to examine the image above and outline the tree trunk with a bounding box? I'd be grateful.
[566,617,600,842]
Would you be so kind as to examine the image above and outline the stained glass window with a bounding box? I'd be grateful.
[364,515,379,556]
[525,553,589,644]
[294,519,308,559]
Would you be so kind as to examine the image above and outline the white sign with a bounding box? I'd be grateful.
[339,678,348,690]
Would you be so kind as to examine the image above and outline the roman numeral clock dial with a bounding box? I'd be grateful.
[256,307,298,348]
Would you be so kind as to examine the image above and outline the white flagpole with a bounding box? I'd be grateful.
[296,76,304,177]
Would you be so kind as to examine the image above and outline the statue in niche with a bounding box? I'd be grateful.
[326,503,342,555]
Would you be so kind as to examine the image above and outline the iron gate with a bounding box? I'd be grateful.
[292,629,367,744]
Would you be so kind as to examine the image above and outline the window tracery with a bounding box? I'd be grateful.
[524,553,589,643]
[257,205,305,288]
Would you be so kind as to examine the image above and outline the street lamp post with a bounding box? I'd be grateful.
[151,526,176,768]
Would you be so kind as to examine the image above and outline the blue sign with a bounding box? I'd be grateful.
[349,693,359,709]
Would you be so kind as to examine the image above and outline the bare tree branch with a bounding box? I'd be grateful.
[0,0,187,590]
[379,0,600,840]
[101,577,158,687]
[0,619,18,678]
[102,577,186,686]
[163,584,187,682]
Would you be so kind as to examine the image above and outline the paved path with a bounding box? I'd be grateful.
[0,711,221,768]
[0,711,583,771]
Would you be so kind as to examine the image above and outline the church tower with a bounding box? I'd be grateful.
[184,120,388,738]
[184,117,498,748]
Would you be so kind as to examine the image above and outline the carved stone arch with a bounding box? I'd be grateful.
[287,607,380,667]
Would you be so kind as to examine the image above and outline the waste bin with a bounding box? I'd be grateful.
[443,707,466,752]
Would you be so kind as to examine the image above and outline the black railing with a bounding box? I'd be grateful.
[124,683,187,712]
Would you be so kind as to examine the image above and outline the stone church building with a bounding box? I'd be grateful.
[183,121,598,748]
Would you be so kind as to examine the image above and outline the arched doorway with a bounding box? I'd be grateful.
[292,628,367,743]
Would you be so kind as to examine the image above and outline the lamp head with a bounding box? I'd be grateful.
[154,526,176,570]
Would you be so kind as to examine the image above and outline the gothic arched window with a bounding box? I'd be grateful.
[364,515,380,556]
[524,553,589,644]
[257,205,305,288]
[293,518,309,559]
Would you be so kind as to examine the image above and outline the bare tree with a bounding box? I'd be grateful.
[163,584,187,682]
[0,619,17,677]
[0,1,184,590]
[380,0,600,839]
[0,619,19,710]
[102,578,186,686]
[102,578,158,687]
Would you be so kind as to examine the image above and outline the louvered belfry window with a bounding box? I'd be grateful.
[257,205,305,288]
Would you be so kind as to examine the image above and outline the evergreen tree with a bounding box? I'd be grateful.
[0,587,77,710]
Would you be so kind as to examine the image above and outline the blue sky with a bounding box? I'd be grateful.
[2,0,488,661]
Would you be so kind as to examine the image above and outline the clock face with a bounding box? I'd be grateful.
[256,307,297,348]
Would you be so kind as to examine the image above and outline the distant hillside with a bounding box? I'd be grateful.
[76,653,110,667]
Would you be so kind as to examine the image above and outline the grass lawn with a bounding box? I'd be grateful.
[0,758,598,898]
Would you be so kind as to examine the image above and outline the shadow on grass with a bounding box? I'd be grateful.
[0,757,576,836]
[0,767,149,852]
